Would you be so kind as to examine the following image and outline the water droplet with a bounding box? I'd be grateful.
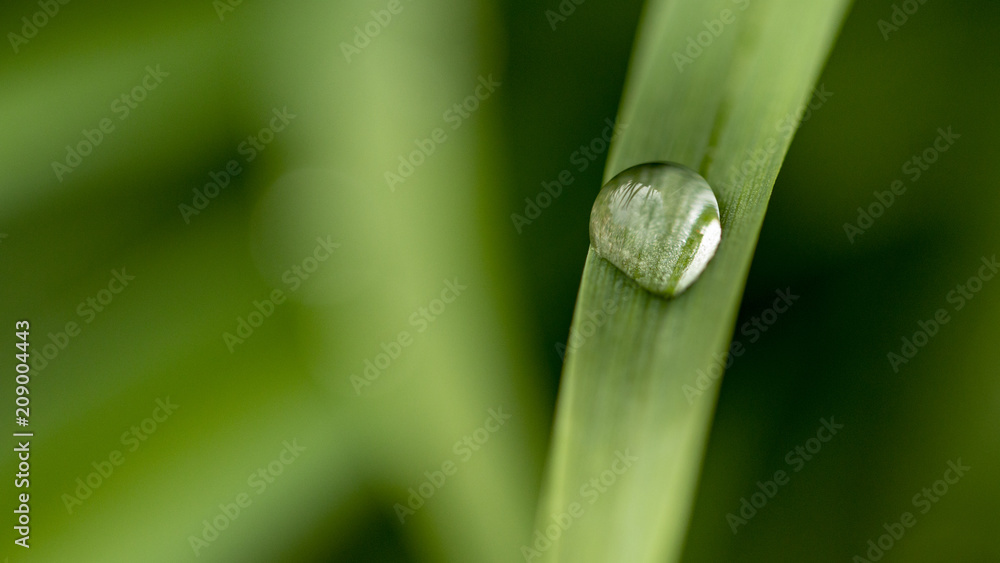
[589,162,721,297]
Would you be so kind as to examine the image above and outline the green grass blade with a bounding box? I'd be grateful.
[533,0,852,561]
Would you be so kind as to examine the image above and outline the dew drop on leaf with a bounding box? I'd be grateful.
[589,162,721,297]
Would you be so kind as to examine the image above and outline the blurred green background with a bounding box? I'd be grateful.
[0,0,997,561]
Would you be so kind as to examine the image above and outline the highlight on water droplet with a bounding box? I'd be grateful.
[589,162,721,297]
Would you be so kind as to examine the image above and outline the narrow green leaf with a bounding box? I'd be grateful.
[534,0,852,561]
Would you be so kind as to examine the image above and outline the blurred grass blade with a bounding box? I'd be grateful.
[534,0,852,561]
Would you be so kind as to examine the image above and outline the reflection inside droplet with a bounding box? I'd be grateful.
[589,162,721,297]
